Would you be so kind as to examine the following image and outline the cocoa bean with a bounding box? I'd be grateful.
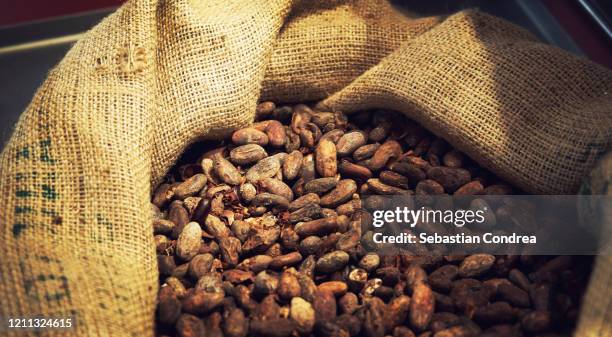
[410,283,435,331]
[316,139,338,177]
[232,128,269,146]
[320,179,357,208]
[283,150,303,181]
[177,222,203,261]
[230,144,268,165]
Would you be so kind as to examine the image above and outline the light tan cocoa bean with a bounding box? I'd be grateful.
[291,297,315,334]
[458,254,495,278]
[337,131,367,156]
[246,156,281,182]
[289,193,320,211]
[229,144,268,165]
[316,139,338,177]
[320,129,345,143]
[316,250,349,273]
[237,255,273,273]
[177,222,203,261]
[239,183,257,203]
[259,177,293,201]
[204,214,231,239]
[231,128,269,146]
[251,192,289,209]
[282,150,303,181]
[213,154,243,185]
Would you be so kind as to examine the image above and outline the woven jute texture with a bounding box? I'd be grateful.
[0,0,610,336]
[577,152,612,337]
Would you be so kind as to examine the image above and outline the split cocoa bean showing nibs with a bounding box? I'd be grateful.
[153,102,592,337]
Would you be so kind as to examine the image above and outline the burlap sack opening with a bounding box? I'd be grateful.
[0,0,610,336]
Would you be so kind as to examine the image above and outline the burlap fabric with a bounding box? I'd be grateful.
[0,0,610,336]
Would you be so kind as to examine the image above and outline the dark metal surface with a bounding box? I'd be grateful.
[0,2,583,151]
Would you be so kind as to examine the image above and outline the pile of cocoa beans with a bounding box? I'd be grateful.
[153,103,592,337]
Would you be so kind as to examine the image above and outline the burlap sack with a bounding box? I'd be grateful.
[0,0,610,336]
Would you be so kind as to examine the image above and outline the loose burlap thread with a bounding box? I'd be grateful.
[0,0,611,336]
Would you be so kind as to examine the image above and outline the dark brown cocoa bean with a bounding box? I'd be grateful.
[367,140,402,171]
[520,311,551,333]
[338,159,373,181]
[158,286,182,325]
[497,283,530,307]
[320,179,357,208]
[314,290,337,322]
[256,101,275,118]
[305,177,339,194]
[223,308,248,337]
[427,167,471,193]
[176,314,206,337]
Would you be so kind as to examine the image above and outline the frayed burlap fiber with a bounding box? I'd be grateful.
[0,0,610,336]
